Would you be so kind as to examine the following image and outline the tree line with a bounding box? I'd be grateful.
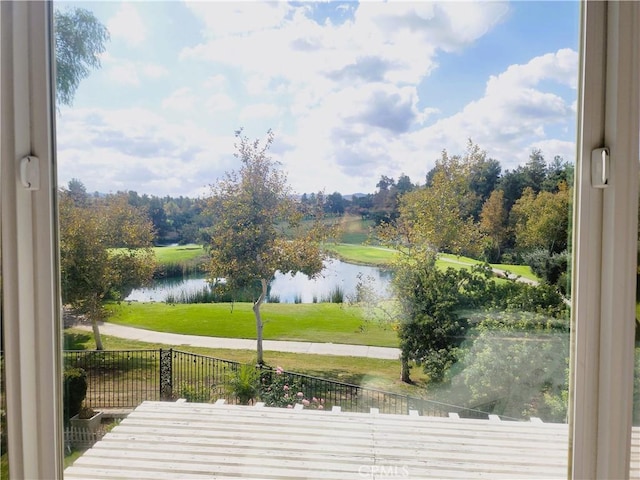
[112,140,571,293]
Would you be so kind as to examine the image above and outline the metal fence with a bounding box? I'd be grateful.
[63,349,494,419]
[65,350,161,407]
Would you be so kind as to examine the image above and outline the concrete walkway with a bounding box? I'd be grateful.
[74,323,401,360]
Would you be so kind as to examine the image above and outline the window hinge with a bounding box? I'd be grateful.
[591,147,609,188]
[19,155,40,190]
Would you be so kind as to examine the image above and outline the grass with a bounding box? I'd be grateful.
[325,243,396,266]
[64,329,427,395]
[335,214,374,244]
[152,244,208,277]
[436,253,539,282]
[153,244,206,265]
[106,301,399,347]
[324,246,539,281]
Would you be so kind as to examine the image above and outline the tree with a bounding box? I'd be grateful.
[59,184,156,349]
[523,148,548,192]
[67,177,89,206]
[479,189,508,261]
[510,182,571,255]
[395,174,414,196]
[205,130,327,365]
[393,253,469,383]
[497,167,528,211]
[371,175,397,224]
[54,7,109,106]
[325,191,346,215]
[543,156,574,193]
[468,157,501,219]
[390,150,484,257]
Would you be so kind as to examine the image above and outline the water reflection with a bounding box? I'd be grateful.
[126,258,392,303]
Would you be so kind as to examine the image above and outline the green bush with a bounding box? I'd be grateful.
[63,367,87,425]
[522,248,569,292]
[228,364,260,405]
[177,382,212,403]
[260,367,303,408]
[260,367,325,410]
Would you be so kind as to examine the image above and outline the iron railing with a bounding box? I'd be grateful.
[63,349,498,419]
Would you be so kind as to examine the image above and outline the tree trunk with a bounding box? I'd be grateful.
[88,296,104,350]
[400,355,411,383]
[253,278,268,365]
[91,317,104,350]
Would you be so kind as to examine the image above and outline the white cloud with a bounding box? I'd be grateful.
[239,103,280,120]
[278,47,578,193]
[162,88,197,112]
[206,93,236,112]
[180,1,510,128]
[203,74,227,90]
[486,48,578,95]
[184,1,292,38]
[103,55,168,87]
[56,107,237,197]
[107,4,147,47]
[406,48,579,172]
[63,2,577,197]
[141,64,169,79]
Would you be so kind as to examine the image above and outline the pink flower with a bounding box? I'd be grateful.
[312,397,318,403]
[276,366,284,374]
[296,392,304,398]
[287,405,293,409]
[318,405,324,410]
[283,385,289,391]
[302,399,310,406]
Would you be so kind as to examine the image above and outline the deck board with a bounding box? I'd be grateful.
[64,400,639,480]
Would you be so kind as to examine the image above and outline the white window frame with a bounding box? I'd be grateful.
[571,2,639,478]
[1,2,63,479]
[0,2,638,479]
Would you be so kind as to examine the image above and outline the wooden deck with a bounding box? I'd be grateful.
[65,400,639,480]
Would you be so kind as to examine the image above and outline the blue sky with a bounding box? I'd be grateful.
[55,1,580,198]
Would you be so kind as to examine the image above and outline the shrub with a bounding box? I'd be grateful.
[177,382,212,403]
[260,367,324,410]
[228,364,260,405]
[63,367,87,425]
[522,248,569,290]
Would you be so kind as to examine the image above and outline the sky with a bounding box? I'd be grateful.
[55,1,581,198]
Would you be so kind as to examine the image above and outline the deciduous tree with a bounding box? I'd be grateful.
[59,186,156,349]
[510,182,571,255]
[392,149,483,257]
[54,7,109,106]
[479,189,508,261]
[205,130,328,365]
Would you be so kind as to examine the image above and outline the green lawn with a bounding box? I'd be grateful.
[335,214,374,244]
[106,301,399,347]
[324,246,539,281]
[64,328,427,395]
[437,253,539,282]
[325,243,396,266]
[153,244,206,265]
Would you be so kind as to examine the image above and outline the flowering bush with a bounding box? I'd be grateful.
[260,366,325,410]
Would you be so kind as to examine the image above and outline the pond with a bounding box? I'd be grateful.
[125,258,392,304]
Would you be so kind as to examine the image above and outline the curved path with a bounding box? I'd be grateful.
[74,322,401,360]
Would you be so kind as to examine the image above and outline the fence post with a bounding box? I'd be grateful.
[160,349,173,401]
